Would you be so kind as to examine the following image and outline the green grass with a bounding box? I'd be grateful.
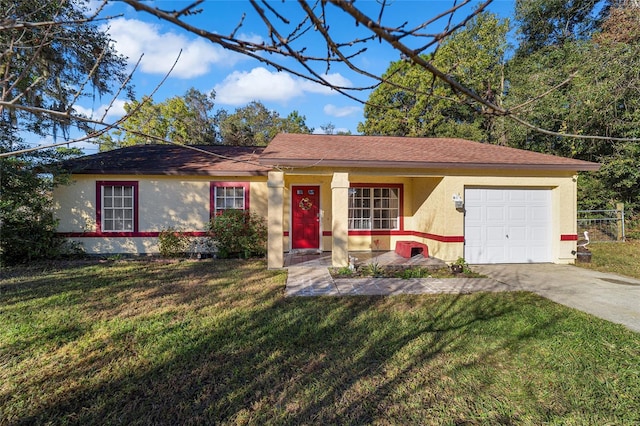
[2,259,640,425]
[575,240,640,279]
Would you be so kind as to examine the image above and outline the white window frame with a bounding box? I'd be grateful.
[211,182,250,215]
[348,186,400,230]
[99,183,137,232]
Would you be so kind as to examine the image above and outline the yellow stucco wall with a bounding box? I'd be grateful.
[410,171,577,263]
[54,174,268,254]
[279,168,578,265]
[55,167,579,264]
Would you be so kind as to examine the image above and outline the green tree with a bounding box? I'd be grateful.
[514,0,606,56]
[0,131,82,265]
[0,0,131,264]
[505,1,640,212]
[218,101,311,146]
[98,89,218,150]
[358,12,509,143]
[1,0,130,140]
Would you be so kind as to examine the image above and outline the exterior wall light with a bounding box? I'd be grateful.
[452,193,464,210]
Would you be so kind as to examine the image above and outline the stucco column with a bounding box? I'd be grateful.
[267,171,285,269]
[331,172,350,267]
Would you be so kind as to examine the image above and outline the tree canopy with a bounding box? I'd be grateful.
[0,0,131,142]
[358,12,509,143]
[0,0,129,265]
[218,102,312,146]
[97,89,219,150]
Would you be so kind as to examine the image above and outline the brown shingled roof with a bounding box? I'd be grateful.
[260,134,600,171]
[59,144,269,176]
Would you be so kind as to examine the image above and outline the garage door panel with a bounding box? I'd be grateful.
[486,191,507,202]
[486,206,505,221]
[465,188,551,264]
[465,206,482,221]
[485,246,507,263]
[528,225,549,239]
[529,206,550,221]
[508,206,527,221]
[486,226,505,241]
[508,226,527,241]
[508,246,527,262]
[508,190,527,202]
[528,191,549,202]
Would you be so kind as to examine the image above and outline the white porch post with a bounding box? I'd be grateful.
[331,172,350,267]
[267,171,285,269]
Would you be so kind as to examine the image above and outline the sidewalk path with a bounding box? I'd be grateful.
[285,265,512,297]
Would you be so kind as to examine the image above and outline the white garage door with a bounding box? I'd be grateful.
[464,188,552,264]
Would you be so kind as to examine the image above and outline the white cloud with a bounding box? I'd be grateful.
[323,104,362,118]
[301,73,353,94]
[103,18,239,79]
[73,99,127,121]
[215,68,300,104]
[215,67,353,105]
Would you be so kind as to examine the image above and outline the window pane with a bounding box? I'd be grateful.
[348,186,399,230]
[102,184,135,232]
[215,186,245,211]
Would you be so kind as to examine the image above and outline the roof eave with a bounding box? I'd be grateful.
[65,169,270,176]
[259,159,601,171]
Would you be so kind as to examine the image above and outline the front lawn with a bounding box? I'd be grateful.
[1,259,639,425]
[575,240,640,279]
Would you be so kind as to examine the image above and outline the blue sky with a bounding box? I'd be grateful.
[73,0,516,153]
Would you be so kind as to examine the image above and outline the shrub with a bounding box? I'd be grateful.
[0,214,65,266]
[208,210,267,259]
[158,227,190,258]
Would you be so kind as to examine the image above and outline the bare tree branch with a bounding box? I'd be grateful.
[4,0,640,162]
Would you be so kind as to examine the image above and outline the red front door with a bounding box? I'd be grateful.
[292,186,320,249]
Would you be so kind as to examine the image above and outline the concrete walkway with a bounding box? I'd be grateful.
[285,261,640,333]
[285,266,511,297]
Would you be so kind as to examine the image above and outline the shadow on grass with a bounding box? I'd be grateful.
[2,259,638,425]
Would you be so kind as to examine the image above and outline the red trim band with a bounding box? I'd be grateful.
[561,234,578,241]
[58,231,210,238]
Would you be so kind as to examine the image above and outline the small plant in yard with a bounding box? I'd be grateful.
[208,209,267,258]
[396,266,431,279]
[451,257,469,274]
[361,261,384,277]
[334,265,355,276]
[158,227,190,257]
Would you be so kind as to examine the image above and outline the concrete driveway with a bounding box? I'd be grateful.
[474,264,640,333]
